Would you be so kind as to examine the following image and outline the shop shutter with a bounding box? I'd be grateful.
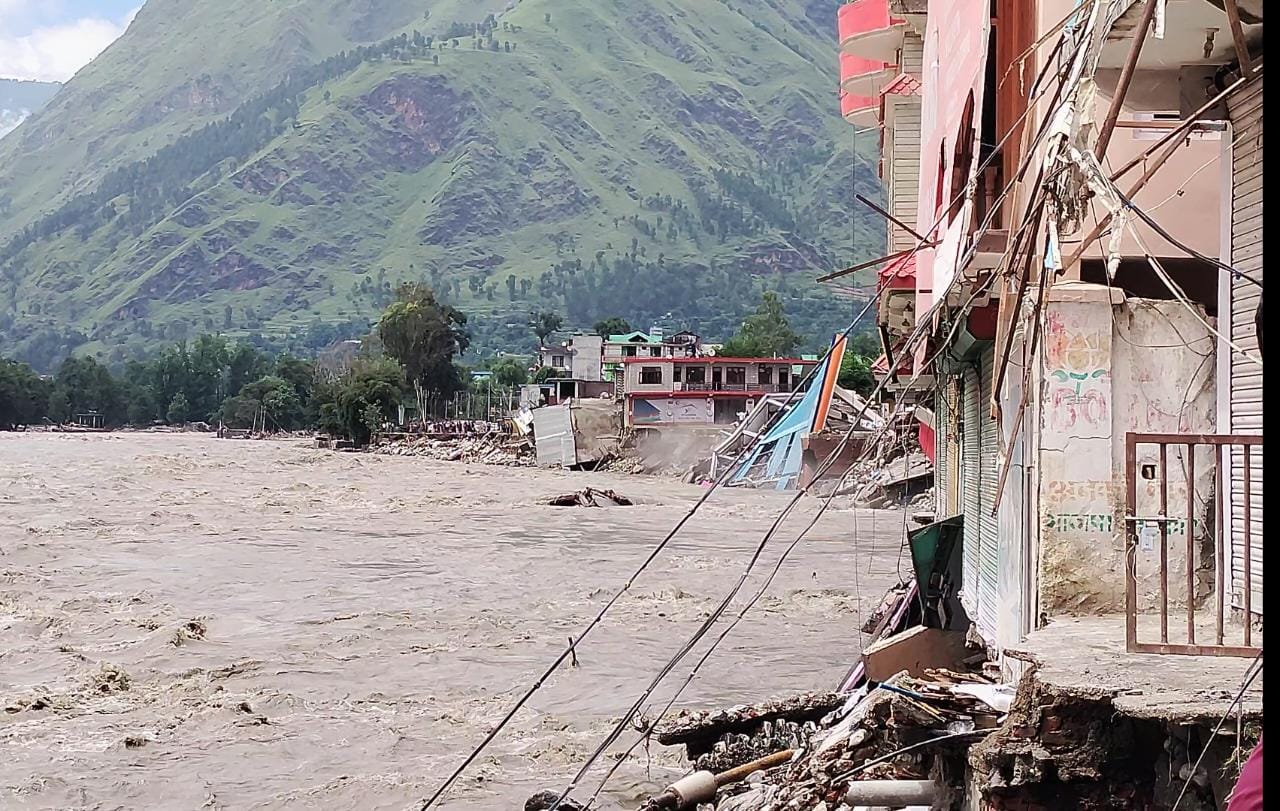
[1228,77,1263,614]
[977,347,1001,640]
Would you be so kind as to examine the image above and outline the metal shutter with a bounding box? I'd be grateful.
[1228,77,1263,614]
[962,366,982,617]
[977,347,1000,640]
[935,384,950,516]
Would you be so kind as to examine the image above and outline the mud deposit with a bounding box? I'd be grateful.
[0,433,907,809]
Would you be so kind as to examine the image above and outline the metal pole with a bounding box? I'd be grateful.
[1222,0,1255,75]
[1094,0,1159,159]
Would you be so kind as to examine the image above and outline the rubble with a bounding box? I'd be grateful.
[545,488,633,507]
[368,432,534,467]
[642,668,1005,810]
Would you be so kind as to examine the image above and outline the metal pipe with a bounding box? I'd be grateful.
[844,779,937,806]
[1095,0,1159,159]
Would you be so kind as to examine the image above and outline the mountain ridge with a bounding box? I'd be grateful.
[0,0,885,371]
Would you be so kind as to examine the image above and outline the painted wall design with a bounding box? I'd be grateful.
[1045,309,1111,437]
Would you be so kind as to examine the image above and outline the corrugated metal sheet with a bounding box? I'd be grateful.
[935,384,951,516]
[1227,78,1263,614]
[961,366,982,617]
[532,404,576,468]
[977,347,1000,639]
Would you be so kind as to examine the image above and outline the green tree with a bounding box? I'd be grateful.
[166,392,191,424]
[220,375,305,431]
[719,292,803,358]
[377,283,469,418]
[0,359,50,429]
[490,357,529,388]
[837,351,875,397]
[593,317,631,338]
[47,356,122,425]
[335,359,406,446]
[529,310,563,347]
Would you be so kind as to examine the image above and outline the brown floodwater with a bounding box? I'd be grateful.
[0,432,908,809]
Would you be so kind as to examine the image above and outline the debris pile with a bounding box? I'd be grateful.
[642,668,1008,810]
[370,432,534,466]
[545,488,633,507]
[814,410,934,508]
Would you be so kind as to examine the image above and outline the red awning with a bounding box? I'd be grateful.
[878,253,917,292]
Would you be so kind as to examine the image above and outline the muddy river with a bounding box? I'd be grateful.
[1,433,908,809]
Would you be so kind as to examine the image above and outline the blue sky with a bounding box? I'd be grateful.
[1,0,139,82]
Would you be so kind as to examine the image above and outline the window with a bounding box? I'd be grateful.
[640,366,663,385]
[552,355,566,368]
[758,365,773,385]
[649,346,662,357]
[725,366,746,386]
[623,346,637,357]
[779,368,790,389]
[673,366,683,383]
[686,366,707,385]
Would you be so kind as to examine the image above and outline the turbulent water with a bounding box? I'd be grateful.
[0,433,908,809]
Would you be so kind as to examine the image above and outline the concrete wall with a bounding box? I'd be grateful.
[1036,284,1216,615]
[571,335,603,382]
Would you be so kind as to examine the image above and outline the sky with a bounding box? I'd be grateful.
[0,0,139,82]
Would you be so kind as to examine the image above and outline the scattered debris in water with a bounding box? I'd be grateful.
[545,488,634,507]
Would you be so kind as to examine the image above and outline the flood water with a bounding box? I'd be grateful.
[0,432,908,809]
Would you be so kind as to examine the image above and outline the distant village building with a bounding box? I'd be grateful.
[622,356,818,428]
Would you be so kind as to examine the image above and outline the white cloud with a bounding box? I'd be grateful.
[0,8,137,82]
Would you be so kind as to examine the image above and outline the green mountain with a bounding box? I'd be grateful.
[0,0,883,371]
[0,79,61,140]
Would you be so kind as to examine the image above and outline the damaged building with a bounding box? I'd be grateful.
[837,0,1266,806]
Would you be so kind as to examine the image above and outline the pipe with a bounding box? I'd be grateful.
[1094,0,1159,159]
[644,750,798,810]
[844,779,937,806]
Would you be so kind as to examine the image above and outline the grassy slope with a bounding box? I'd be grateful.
[2,0,884,368]
[0,0,508,240]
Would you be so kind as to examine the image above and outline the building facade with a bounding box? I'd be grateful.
[622,357,817,428]
[844,0,1263,663]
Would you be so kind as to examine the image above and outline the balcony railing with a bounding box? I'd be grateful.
[839,0,907,62]
[678,382,793,393]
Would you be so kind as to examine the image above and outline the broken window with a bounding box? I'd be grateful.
[640,366,663,385]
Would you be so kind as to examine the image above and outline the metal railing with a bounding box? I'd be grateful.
[1125,432,1262,657]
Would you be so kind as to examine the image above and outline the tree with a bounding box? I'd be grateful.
[219,375,305,431]
[166,392,191,424]
[529,311,563,347]
[377,283,469,419]
[837,351,875,398]
[47,356,122,425]
[593,317,631,338]
[719,292,803,358]
[335,358,406,446]
[490,357,529,388]
[0,359,50,429]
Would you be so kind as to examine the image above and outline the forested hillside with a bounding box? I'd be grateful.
[0,0,885,370]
